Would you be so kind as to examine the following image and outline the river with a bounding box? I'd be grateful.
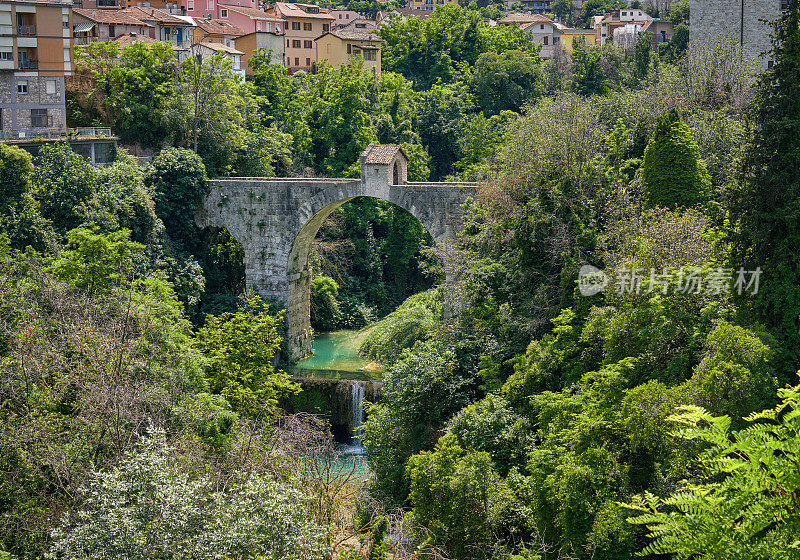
[292,330,383,480]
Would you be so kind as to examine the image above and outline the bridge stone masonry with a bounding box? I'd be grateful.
[196,144,479,361]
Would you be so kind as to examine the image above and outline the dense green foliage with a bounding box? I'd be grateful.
[627,385,800,560]
[48,429,328,560]
[642,109,711,209]
[7,1,799,559]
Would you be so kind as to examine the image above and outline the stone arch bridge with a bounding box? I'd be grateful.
[197,144,478,360]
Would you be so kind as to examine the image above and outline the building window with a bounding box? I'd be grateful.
[287,39,290,47]
[543,36,548,45]
[292,21,300,30]
[45,79,56,94]
[292,39,301,47]
[63,20,69,29]
[188,0,194,9]
[363,49,376,61]
[220,8,228,17]
[256,21,262,31]
[17,80,28,94]
[109,24,116,37]
[347,43,351,54]
[304,40,312,48]
[305,57,310,66]
[338,13,341,18]
[303,22,312,31]
[207,0,213,8]
[540,24,544,29]
[287,56,290,65]
[0,51,11,61]
[294,56,299,65]
[31,108,47,128]
[322,23,329,31]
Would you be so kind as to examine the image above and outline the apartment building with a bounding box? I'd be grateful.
[1,0,72,135]
[406,0,457,13]
[316,18,382,75]
[595,8,651,46]
[267,2,332,72]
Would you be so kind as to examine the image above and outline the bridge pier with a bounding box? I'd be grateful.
[197,145,478,361]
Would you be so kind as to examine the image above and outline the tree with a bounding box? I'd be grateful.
[33,142,99,234]
[552,0,572,22]
[49,227,143,297]
[472,50,543,116]
[0,144,33,208]
[169,52,246,174]
[728,0,800,380]
[570,42,607,95]
[626,385,800,560]
[145,146,207,246]
[632,31,651,80]
[196,297,298,417]
[77,42,176,148]
[642,109,711,209]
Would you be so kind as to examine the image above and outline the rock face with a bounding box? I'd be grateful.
[197,144,478,360]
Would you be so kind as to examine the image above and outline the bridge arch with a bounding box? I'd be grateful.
[196,144,478,361]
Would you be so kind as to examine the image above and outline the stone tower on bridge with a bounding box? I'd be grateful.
[197,144,478,360]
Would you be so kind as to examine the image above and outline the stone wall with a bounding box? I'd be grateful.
[197,171,478,361]
[690,0,783,67]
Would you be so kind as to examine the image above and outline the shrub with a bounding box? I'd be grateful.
[47,428,329,560]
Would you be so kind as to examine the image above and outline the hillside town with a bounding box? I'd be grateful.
[0,0,787,156]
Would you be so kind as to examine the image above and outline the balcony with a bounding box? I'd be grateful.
[97,0,119,6]
[17,25,36,36]
[0,127,114,141]
[18,59,38,70]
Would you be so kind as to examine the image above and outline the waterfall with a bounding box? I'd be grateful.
[349,381,366,446]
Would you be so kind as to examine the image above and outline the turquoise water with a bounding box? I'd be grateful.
[294,330,384,379]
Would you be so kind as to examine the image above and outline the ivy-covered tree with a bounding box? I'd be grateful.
[729,0,800,380]
[642,109,711,209]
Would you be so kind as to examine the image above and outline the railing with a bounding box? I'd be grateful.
[97,0,119,6]
[0,127,114,140]
[17,25,36,36]
[18,60,38,70]
[74,36,103,45]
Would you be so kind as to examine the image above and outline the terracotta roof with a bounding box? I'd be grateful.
[340,18,378,32]
[394,8,433,19]
[193,17,245,36]
[361,143,406,165]
[273,2,334,20]
[110,32,187,50]
[327,28,382,42]
[196,41,243,54]
[227,5,283,20]
[74,8,152,26]
[499,12,549,25]
[520,18,556,31]
[123,7,194,25]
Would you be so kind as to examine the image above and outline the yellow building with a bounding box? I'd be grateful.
[557,27,596,53]
[267,1,332,73]
[315,19,382,75]
[407,0,457,12]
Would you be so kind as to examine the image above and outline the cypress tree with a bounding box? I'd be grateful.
[642,109,711,209]
[729,0,800,379]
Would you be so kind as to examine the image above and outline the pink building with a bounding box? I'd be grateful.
[175,0,283,35]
